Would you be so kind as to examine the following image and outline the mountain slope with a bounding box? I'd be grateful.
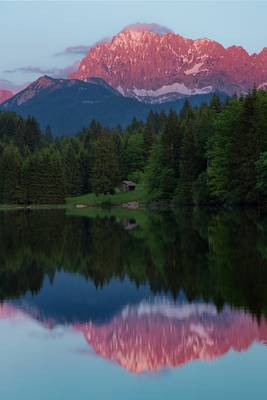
[0,89,13,104]
[69,23,267,103]
[1,75,222,135]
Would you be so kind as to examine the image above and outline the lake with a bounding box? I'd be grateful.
[0,208,267,399]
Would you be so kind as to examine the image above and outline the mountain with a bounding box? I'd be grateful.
[0,89,13,104]
[2,300,267,374]
[69,23,267,103]
[76,301,267,373]
[121,23,173,35]
[1,75,221,135]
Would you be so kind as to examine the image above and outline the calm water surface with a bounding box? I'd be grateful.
[0,208,267,399]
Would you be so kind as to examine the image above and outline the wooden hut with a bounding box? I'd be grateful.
[120,180,136,192]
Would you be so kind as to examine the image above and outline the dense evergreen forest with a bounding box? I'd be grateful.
[1,209,267,319]
[0,89,267,206]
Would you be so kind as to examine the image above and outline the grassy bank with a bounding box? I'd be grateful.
[0,184,147,210]
[0,204,66,211]
[66,183,147,207]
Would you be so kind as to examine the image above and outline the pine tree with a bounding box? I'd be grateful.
[145,111,180,203]
[146,139,166,201]
[176,121,197,204]
[162,110,180,172]
[24,116,41,153]
[256,152,267,203]
[180,99,194,122]
[210,94,222,113]
[144,111,156,160]
[25,148,66,204]
[61,139,82,196]
[45,125,53,141]
[208,99,242,204]
[126,117,144,135]
[91,130,119,195]
[234,91,267,204]
[0,144,23,204]
[123,132,144,178]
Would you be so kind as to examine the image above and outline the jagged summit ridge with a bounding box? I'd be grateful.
[69,25,267,103]
[121,22,173,35]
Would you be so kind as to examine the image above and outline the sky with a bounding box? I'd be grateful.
[1,1,267,87]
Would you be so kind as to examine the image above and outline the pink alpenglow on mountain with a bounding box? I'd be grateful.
[6,75,58,106]
[2,300,267,374]
[0,89,13,104]
[69,23,267,103]
[75,300,267,373]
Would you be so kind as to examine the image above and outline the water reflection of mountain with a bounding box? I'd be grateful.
[77,299,267,373]
[1,208,267,318]
[2,298,267,374]
[12,272,151,324]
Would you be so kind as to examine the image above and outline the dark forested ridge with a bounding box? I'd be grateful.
[0,89,267,206]
[0,75,221,135]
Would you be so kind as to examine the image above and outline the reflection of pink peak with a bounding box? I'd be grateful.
[0,303,56,329]
[75,300,267,373]
[0,304,21,319]
[2,300,267,374]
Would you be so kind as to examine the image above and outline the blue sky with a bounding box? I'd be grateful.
[1,1,267,86]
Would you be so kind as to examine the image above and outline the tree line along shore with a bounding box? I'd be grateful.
[1,89,267,208]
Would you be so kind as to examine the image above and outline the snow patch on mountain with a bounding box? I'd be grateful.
[122,299,219,320]
[184,62,204,75]
[190,323,212,341]
[69,25,267,101]
[258,82,267,89]
[124,82,213,102]
[117,85,126,96]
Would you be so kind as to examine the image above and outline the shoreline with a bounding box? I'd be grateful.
[0,203,265,212]
[0,202,144,211]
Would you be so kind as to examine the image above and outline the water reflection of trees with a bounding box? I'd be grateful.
[1,208,267,318]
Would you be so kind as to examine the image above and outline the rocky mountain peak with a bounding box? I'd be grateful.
[69,25,267,103]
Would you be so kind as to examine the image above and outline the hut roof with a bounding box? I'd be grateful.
[122,180,136,186]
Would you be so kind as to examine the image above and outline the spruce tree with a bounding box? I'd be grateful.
[176,121,197,204]
[234,91,267,204]
[26,148,66,204]
[208,99,242,204]
[24,116,41,153]
[61,139,82,196]
[0,144,23,204]
[144,111,156,160]
[91,130,119,195]
[162,111,180,172]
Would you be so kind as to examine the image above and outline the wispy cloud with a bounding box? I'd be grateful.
[5,66,62,75]
[51,63,78,78]
[0,78,27,92]
[55,45,91,57]
[2,37,110,84]
[4,63,78,79]
[55,38,110,57]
